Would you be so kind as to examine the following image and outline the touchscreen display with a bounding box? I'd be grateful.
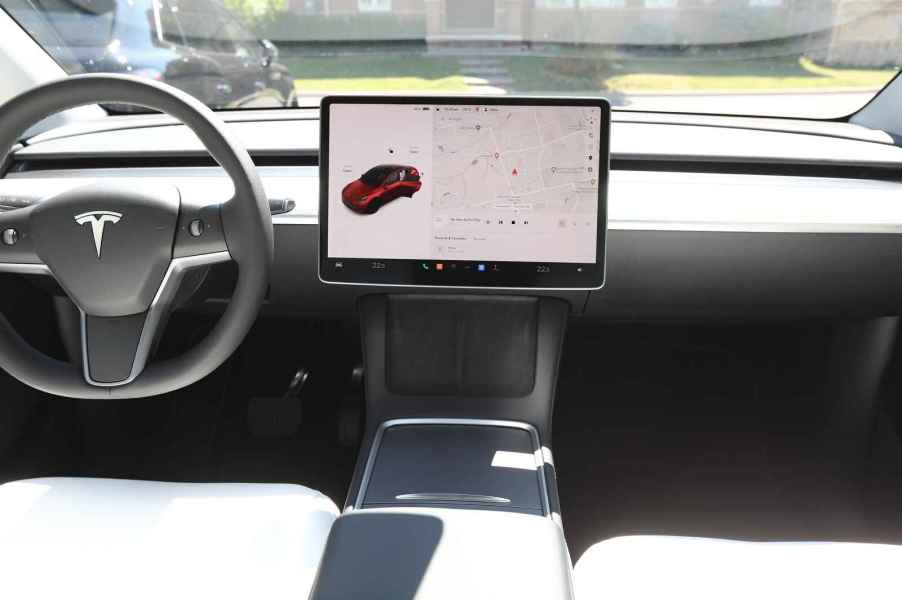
[319,97,609,289]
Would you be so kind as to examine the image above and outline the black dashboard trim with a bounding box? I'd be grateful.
[615,158,902,181]
[9,154,902,182]
[7,153,318,173]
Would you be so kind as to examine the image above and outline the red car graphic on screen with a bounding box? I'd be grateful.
[341,164,422,214]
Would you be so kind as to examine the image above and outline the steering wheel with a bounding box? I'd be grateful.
[0,75,272,399]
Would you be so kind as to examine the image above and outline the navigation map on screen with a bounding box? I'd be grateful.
[327,103,602,264]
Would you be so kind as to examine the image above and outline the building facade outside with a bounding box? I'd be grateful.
[278,0,902,67]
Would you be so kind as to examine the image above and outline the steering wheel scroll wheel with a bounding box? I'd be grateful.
[0,74,273,399]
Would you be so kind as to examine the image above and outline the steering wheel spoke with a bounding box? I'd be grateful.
[80,311,149,386]
[79,250,232,386]
[0,205,49,275]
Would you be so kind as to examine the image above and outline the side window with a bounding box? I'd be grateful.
[174,8,230,53]
[157,1,184,46]
[218,19,256,58]
[30,0,115,47]
[362,167,391,186]
[159,0,255,56]
[383,170,401,184]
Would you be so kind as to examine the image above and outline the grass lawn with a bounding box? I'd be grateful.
[604,56,897,93]
[287,55,471,93]
[286,52,896,96]
[507,55,896,94]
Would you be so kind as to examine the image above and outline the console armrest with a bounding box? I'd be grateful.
[309,507,574,600]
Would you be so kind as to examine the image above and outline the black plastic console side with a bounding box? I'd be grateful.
[358,294,569,441]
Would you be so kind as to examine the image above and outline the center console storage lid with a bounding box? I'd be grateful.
[361,423,546,513]
[308,507,574,600]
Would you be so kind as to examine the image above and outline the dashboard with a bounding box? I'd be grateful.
[4,108,902,319]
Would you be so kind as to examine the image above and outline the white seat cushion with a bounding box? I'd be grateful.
[574,535,902,600]
[0,477,339,600]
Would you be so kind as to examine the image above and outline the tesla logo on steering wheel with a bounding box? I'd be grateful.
[74,211,122,259]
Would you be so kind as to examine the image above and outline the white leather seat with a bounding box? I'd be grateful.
[0,477,339,600]
[574,535,902,600]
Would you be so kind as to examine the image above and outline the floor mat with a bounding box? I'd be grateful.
[0,314,362,511]
[553,322,902,561]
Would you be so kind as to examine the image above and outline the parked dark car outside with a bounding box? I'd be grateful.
[7,0,294,109]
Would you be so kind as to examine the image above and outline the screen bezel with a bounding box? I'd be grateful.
[318,95,610,290]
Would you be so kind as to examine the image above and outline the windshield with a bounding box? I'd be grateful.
[1,0,900,118]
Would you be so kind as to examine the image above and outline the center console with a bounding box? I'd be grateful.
[307,295,574,600]
[309,96,610,600]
